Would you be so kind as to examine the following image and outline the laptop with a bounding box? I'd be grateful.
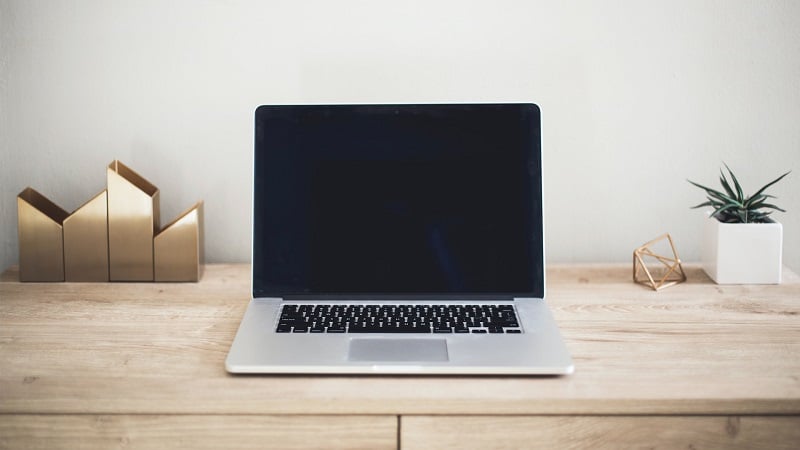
[225,103,574,375]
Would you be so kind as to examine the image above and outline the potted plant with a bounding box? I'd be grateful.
[688,164,790,284]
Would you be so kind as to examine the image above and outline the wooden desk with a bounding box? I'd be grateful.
[1,264,799,449]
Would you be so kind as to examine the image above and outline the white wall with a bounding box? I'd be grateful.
[2,0,799,274]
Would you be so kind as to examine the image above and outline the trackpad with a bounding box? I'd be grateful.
[348,338,449,362]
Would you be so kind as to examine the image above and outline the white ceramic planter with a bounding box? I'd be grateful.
[701,215,783,284]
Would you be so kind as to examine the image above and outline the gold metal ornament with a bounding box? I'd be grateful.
[17,187,69,282]
[107,160,160,281]
[16,160,202,283]
[154,201,204,282]
[63,190,109,281]
[633,233,686,291]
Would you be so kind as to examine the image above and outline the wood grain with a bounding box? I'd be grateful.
[0,415,396,450]
[401,415,800,450]
[1,264,799,415]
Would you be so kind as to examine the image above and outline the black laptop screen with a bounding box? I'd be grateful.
[252,104,543,299]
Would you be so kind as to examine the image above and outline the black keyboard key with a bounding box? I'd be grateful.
[471,329,488,334]
[506,329,522,334]
[383,323,405,331]
[348,326,381,333]
[351,326,424,333]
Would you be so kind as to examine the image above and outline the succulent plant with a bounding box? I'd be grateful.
[688,164,790,224]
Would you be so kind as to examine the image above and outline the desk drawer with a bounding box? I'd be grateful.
[401,415,800,449]
[0,414,397,450]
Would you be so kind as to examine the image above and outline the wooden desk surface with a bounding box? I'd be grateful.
[2,264,799,449]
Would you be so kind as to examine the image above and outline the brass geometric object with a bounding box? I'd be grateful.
[154,201,204,282]
[633,233,686,291]
[107,160,160,281]
[17,187,69,282]
[64,190,109,281]
[16,160,202,283]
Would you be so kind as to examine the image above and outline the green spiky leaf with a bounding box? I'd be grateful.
[724,163,745,202]
[688,164,790,223]
[750,171,791,199]
[719,169,736,199]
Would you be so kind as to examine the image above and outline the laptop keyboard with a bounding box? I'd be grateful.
[276,304,522,334]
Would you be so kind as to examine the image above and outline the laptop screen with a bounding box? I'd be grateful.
[252,104,543,299]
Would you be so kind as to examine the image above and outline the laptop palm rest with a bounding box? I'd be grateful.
[348,338,449,362]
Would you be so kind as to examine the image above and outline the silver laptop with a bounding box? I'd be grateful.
[226,103,573,375]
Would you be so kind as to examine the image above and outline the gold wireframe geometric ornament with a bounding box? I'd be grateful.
[633,233,686,291]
